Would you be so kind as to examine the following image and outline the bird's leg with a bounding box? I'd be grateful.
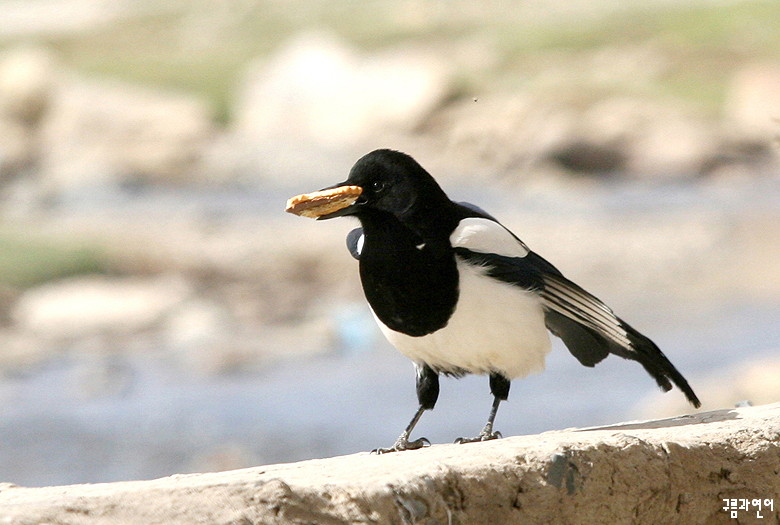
[373,364,439,454]
[455,373,509,443]
[373,405,430,454]
[454,396,503,443]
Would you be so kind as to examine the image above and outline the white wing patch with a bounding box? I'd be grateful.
[540,275,632,348]
[449,217,529,258]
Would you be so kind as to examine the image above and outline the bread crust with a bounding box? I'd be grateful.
[285,185,363,218]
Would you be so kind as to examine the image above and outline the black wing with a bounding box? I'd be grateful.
[454,244,701,408]
[456,201,500,221]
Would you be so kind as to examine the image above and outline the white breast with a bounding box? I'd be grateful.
[373,258,551,379]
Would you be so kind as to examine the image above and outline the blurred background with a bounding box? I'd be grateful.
[0,0,779,487]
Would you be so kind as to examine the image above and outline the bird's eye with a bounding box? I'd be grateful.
[371,180,385,192]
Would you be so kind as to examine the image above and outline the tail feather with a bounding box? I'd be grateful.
[620,322,701,408]
[546,309,701,408]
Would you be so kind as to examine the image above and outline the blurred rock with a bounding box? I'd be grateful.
[235,32,450,144]
[0,46,57,124]
[434,94,735,178]
[170,315,335,377]
[165,298,244,376]
[549,140,627,174]
[635,355,780,420]
[574,97,718,176]
[230,32,450,180]
[549,98,720,177]
[0,119,36,179]
[12,275,193,340]
[626,112,717,177]
[164,299,234,350]
[432,93,577,177]
[0,329,51,374]
[724,62,780,142]
[0,47,57,179]
[39,76,215,194]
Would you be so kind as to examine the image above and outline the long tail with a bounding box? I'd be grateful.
[540,271,701,408]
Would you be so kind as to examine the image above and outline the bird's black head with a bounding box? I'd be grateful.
[335,149,450,220]
[287,149,454,226]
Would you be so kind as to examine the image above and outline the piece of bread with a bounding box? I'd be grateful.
[286,186,363,218]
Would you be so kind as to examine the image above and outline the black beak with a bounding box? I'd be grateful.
[314,181,362,220]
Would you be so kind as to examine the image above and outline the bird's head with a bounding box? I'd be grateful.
[286,149,451,223]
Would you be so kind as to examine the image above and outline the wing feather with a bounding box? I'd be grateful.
[453,236,700,408]
[540,275,632,348]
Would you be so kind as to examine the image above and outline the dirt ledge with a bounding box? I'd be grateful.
[1,403,779,525]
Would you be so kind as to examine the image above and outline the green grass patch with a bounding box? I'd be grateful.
[26,5,297,123]
[0,233,109,288]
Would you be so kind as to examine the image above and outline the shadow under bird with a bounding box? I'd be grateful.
[286,149,701,453]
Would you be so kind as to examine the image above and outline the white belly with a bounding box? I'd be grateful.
[373,258,552,379]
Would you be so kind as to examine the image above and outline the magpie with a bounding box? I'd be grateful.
[286,148,701,453]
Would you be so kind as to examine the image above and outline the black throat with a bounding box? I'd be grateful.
[357,208,459,337]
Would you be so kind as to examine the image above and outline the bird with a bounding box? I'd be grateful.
[285,148,701,453]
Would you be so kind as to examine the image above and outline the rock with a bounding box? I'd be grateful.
[432,94,730,178]
[0,46,57,124]
[627,115,717,177]
[568,98,719,177]
[163,299,241,376]
[0,45,221,190]
[12,275,193,339]
[0,329,51,374]
[236,32,449,141]
[548,139,627,174]
[233,32,450,148]
[164,299,234,347]
[636,356,780,420]
[0,47,58,180]
[39,76,215,193]
[430,93,578,177]
[724,62,780,142]
[0,119,36,179]
[0,403,777,524]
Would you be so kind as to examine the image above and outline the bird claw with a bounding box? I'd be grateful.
[372,436,430,454]
[454,430,502,444]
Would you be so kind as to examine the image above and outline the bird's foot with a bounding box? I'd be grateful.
[454,430,502,444]
[372,435,430,454]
